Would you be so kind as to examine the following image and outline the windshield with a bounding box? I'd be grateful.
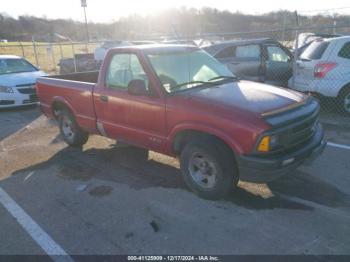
[147,49,235,93]
[0,58,38,75]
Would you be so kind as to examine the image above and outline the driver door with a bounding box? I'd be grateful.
[94,52,167,151]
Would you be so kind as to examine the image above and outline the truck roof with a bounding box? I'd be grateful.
[109,44,200,54]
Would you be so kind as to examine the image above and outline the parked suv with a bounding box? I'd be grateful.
[203,38,293,87]
[289,36,350,115]
[292,32,341,57]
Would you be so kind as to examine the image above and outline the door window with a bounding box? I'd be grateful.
[215,46,235,59]
[267,46,290,62]
[106,53,148,89]
[236,45,260,59]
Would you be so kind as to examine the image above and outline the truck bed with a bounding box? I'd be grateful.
[36,71,99,133]
[47,71,99,83]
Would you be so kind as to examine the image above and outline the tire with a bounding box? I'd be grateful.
[59,109,89,147]
[180,138,239,200]
[339,86,350,116]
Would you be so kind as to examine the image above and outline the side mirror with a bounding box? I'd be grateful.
[127,79,149,96]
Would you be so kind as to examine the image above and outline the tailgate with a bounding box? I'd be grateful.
[36,77,96,130]
[294,59,317,86]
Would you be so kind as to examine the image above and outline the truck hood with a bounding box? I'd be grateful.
[0,71,47,86]
[185,80,307,116]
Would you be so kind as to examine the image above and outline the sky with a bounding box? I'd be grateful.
[2,0,350,23]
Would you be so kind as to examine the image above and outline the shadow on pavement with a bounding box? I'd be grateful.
[0,105,40,141]
[228,187,313,211]
[268,172,350,208]
[11,143,350,211]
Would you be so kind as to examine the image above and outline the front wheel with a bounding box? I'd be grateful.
[59,109,89,147]
[180,139,238,200]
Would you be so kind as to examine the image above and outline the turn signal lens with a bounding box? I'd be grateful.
[257,136,270,152]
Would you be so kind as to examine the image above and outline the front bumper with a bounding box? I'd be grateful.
[0,92,38,108]
[237,124,326,183]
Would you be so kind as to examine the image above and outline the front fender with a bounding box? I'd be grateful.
[167,122,244,155]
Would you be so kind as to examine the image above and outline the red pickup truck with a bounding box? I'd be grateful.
[37,45,326,199]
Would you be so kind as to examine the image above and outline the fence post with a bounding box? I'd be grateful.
[32,37,39,67]
[292,11,300,89]
[71,43,77,73]
[281,12,287,42]
[19,42,25,58]
[59,42,64,59]
[50,43,56,73]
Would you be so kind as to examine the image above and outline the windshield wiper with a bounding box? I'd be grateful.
[170,81,215,92]
[208,76,239,82]
[170,77,237,93]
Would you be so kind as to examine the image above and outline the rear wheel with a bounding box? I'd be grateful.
[340,87,350,116]
[59,109,89,147]
[180,139,238,200]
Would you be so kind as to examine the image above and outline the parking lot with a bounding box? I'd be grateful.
[0,105,350,256]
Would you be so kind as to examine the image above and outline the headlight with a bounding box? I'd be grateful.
[0,86,14,93]
[257,135,279,153]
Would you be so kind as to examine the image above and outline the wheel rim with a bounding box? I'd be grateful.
[344,92,350,113]
[62,116,75,142]
[188,152,218,189]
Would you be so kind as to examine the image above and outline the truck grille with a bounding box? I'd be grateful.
[279,114,318,152]
[263,98,320,156]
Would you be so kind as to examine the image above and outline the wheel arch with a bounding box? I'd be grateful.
[51,97,76,120]
[171,126,243,164]
[339,82,350,97]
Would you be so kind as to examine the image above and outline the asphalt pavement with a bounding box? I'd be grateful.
[0,106,349,255]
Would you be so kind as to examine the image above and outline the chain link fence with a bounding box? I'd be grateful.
[0,24,349,136]
[0,41,100,74]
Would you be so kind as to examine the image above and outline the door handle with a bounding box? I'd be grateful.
[100,95,109,102]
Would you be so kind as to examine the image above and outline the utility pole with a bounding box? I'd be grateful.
[81,0,90,43]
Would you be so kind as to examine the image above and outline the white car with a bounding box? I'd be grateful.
[289,36,350,115]
[0,55,47,108]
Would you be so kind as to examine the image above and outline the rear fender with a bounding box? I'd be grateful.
[51,96,77,118]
